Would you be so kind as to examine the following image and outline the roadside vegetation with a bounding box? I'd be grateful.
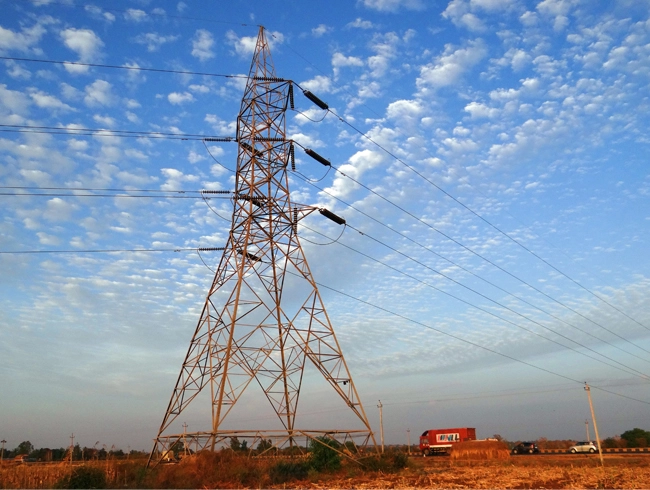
[1,430,649,488]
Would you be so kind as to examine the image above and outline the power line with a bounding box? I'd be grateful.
[0,186,203,193]
[0,56,250,79]
[0,192,218,199]
[342,223,650,378]
[294,161,650,359]
[0,247,225,254]
[298,223,650,380]
[325,108,650,335]
[310,274,650,405]
[0,186,233,199]
[282,36,650,334]
[317,161,650,356]
[310,274,650,406]
[296,177,650,365]
[0,124,235,141]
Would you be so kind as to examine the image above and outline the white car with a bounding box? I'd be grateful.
[568,441,597,453]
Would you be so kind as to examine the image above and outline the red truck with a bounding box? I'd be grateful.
[419,427,477,456]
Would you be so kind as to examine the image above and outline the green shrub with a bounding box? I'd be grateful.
[390,451,409,470]
[309,436,342,472]
[269,460,310,484]
[54,466,107,489]
[361,451,409,473]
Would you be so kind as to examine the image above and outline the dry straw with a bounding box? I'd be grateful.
[449,440,511,460]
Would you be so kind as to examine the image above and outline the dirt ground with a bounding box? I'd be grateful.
[1,453,648,489]
[305,455,650,489]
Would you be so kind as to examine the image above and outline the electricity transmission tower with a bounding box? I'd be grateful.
[149,26,375,465]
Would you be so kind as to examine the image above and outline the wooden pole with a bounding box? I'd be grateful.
[377,401,384,454]
[584,383,604,466]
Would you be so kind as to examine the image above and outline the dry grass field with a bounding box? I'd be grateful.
[1,452,649,488]
[346,456,650,489]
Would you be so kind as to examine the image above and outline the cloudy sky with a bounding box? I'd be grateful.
[1,0,649,452]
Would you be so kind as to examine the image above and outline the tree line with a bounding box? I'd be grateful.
[1,440,148,462]
[2,427,649,462]
[501,428,650,450]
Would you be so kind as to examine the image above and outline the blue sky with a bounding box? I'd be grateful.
[1,0,649,452]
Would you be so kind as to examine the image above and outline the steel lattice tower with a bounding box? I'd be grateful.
[149,27,375,464]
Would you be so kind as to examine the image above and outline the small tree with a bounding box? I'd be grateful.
[621,428,650,448]
[256,438,273,453]
[309,436,341,472]
[54,466,106,489]
[229,437,248,452]
[16,441,34,455]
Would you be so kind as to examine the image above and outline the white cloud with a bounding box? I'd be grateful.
[346,18,375,29]
[20,168,51,186]
[226,30,284,57]
[160,167,199,191]
[464,101,499,119]
[6,60,32,80]
[84,80,114,107]
[359,0,425,12]
[124,148,148,160]
[443,0,487,32]
[0,83,31,114]
[125,111,139,123]
[510,49,531,71]
[299,75,332,93]
[520,10,538,26]
[67,139,88,152]
[289,132,324,149]
[0,23,47,53]
[189,84,210,93]
[536,0,575,31]
[386,99,423,121]
[60,28,104,61]
[125,99,141,109]
[60,82,81,100]
[191,29,215,61]
[124,9,148,22]
[188,150,205,164]
[84,5,115,22]
[36,232,61,245]
[43,198,77,221]
[322,149,384,199]
[28,89,75,112]
[311,24,332,37]
[417,40,488,91]
[167,92,195,105]
[332,52,365,78]
[205,114,236,133]
[133,33,179,52]
[471,0,514,10]
[92,114,116,127]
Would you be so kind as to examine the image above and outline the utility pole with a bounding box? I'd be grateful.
[585,419,590,441]
[377,400,384,453]
[584,383,604,466]
[1,439,6,463]
[69,433,74,466]
[407,428,411,455]
[183,423,188,457]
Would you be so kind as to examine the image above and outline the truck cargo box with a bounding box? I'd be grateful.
[419,427,476,455]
